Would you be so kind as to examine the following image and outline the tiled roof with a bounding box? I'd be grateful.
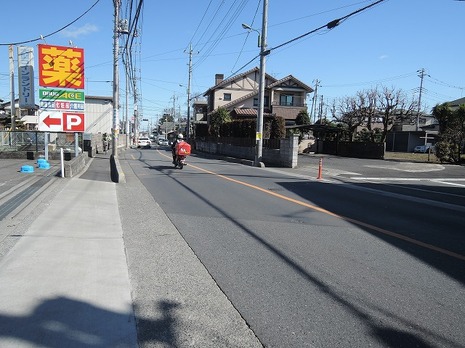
[449,97,465,107]
[232,108,273,117]
[233,108,257,117]
[203,67,278,96]
[267,75,313,92]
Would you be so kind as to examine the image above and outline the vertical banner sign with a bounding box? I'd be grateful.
[18,46,35,109]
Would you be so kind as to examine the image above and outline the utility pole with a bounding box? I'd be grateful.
[318,95,324,124]
[9,45,16,132]
[125,63,129,148]
[256,0,269,167]
[311,79,319,124]
[172,93,177,132]
[112,0,120,157]
[416,68,426,131]
[185,43,194,140]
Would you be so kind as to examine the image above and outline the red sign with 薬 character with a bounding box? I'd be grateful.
[38,44,85,89]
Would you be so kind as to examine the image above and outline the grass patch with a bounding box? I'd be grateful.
[385,152,465,164]
[384,151,440,163]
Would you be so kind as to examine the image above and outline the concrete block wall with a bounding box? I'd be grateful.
[63,153,91,178]
[195,135,299,168]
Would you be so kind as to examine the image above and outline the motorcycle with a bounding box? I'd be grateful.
[173,154,187,169]
[173,141,191,169]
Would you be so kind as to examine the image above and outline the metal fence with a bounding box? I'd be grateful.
[0,131,82,154]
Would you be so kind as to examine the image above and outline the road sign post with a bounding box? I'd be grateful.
[419,131,435,162]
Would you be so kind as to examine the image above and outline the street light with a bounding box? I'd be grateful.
[242,0,268,166]
[241,23,261,47]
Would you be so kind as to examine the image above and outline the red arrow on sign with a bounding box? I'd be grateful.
[43,114,62,128]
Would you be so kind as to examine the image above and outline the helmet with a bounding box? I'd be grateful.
[177,134,184,139]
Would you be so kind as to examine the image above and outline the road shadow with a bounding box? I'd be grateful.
[277,180,465,285]
[0,296,182,347]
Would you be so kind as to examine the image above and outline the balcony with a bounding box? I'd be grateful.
[271,95,307,108]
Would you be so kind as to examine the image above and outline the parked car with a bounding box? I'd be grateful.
[158,138,169,146]
[414,145,432,153]
[137,137,151,148]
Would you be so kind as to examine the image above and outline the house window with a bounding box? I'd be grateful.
[280,94,294,106]
[253,96,269,107]
[223,93,232,101]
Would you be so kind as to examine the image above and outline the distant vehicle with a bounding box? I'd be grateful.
[414,145,432,153]
[158,138,169,146]
[137,137,151,148]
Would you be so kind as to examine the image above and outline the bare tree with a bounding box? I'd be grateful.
[376,86,417,143]
[332,86,417,143]
[333,96,365,141]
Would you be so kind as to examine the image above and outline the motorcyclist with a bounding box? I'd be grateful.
[171,133,184,164]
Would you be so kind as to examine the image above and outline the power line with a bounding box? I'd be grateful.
[269,0,386,53]
[187,0,214,49]
[0,0,102,46]
[231,0,262,72]
[229,1,387,84]
[193,0,251,69]
[427,76,465,91]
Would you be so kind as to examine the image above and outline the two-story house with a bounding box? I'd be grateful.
[202,67,313,125]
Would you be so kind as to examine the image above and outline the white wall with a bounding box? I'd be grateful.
[84,97,113,135]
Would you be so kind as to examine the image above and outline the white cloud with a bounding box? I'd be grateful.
[61,23,98,39]
[379,54,388,60]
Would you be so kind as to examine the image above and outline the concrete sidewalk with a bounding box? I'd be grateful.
[0,159,138,347]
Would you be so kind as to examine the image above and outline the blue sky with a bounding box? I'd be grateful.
[0,0,464,125]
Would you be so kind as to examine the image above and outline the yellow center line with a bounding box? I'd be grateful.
[156,150,465,261]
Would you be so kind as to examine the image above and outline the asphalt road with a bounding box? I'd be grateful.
[122,146,465,348]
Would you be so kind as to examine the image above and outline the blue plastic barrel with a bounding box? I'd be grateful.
[38,162,50,169]
[20,165,34,173]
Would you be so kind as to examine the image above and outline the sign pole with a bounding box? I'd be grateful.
[74,132,79,158]
[44,132,49,161]
[60,148,64,178]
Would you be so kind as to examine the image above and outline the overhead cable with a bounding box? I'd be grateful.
[0,0,102,46]
[269,0,386,53]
